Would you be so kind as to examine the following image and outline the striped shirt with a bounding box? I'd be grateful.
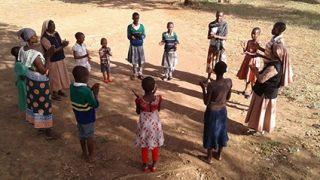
[161,31,179,52]
[70,82,99,124]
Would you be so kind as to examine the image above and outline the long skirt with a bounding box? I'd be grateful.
[127,45,145,65]
[161,51,178,69]
[245,93,277,133]
[203,108,228,150]
[26,70,53,130]
[49,59,70,92]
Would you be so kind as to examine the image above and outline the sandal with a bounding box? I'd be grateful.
[198,155,213,164]
[51,96,62,101]
[142,166,148,172]
[58,91,68,97]
[45,133,61,141]
[151,167,157,172]
[138,75,144,80]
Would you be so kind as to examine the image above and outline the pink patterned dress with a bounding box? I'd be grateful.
[135,95,164,149]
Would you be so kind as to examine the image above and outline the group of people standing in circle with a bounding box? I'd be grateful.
[10,10,293,171]
[198,11,293,164]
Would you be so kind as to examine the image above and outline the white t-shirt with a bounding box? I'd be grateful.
[72,43,91,71]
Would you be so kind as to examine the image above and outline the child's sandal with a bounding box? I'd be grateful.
[142,166,148,172]
[151,167,157,172]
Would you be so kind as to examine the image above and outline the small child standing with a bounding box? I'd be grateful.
[99,38,113,83]
[134,77,164,172]
[236,27,261,98]
[72,32,91,84]
[70,66,101,162]
[11,46,28,110]
[159,22,179,81]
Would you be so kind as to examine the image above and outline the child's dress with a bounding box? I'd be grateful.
[135,95,164,149]
[236,41,261,83]
[14,61,28,110]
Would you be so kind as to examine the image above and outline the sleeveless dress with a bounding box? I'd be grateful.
[236,41,261,83]
[135,95,164,149]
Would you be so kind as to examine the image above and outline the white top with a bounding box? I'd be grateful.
[72,43,91,71]
[210,27,219,46]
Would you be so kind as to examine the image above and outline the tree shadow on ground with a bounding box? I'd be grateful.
[288,0,320,4]
[56,0,177,11]
[56,0,320,30]
[184,1,320,30]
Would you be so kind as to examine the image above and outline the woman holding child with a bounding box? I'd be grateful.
[40,19,70,101]
[17,28,60,140]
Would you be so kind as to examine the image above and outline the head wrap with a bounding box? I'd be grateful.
[41,19,51,37]
[40,19,51,54]
[17,28,36,42]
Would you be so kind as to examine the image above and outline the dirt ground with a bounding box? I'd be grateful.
[0,0,319,179]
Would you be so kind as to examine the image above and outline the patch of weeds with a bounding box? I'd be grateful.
[288,147,300,154]
[260,141,282,156]
[96,135,109,143]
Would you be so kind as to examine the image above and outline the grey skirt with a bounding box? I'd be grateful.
[161,51,178,69]
[127,45,145,65]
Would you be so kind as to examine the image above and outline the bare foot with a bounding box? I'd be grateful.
[213,152,222,161]
[88,154,102,163]
[198,155,213,164]
[82,153,88,160]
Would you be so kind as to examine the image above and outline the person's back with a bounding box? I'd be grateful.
[208,78,232,110]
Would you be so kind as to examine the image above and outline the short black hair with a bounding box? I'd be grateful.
[100,38,107,44]
[214,61,227,75]
[252,27,261,34]
[274,22,286,33]
[216,11,224,15]
[167,22,174,27]
[72,66,88,82]
[75,32,84,39]
[142,76,155,93]
[11,46,20,58]
[132,12,139,18]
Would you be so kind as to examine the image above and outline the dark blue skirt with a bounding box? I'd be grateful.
[203,108,228,150]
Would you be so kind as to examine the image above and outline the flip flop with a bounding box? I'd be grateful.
[151,167,157,172]
[138,75,144,80]
[130,75,135,80]
[58,92,68,97]
[142,166,148,172]
[198,155,213,164]
[51,96,62,101]
[45,134,61,141]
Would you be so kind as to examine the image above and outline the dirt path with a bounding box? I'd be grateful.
[0,0,319,179]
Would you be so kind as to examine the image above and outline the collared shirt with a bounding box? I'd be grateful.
[99,47,112,64]
[73,82,87,87]
[132,23,140,30]
[72,43,91,71]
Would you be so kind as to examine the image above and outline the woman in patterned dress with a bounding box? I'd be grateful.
[134,77,164,172]
[17,28,60,140]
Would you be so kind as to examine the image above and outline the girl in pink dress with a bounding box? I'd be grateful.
[134,77,164,172]
[236,27,261,98]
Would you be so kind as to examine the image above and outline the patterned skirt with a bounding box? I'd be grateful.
[203,108,228,150]
[26,70,53,130]
[161,51,178,69]
[127,45,145,65]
